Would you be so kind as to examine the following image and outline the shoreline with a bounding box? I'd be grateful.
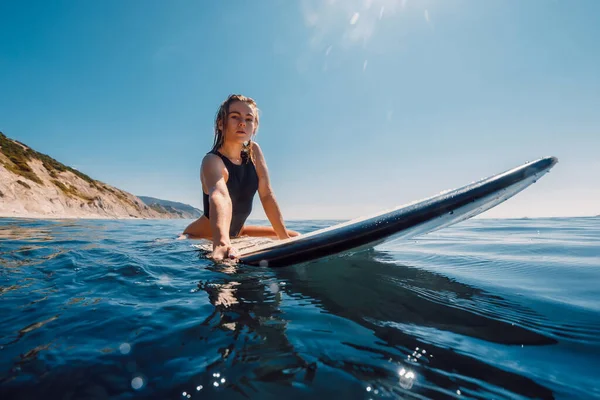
[0,211,192,221]
[1,211,596,222]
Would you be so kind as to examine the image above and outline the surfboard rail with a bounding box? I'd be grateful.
[238,157,558,268]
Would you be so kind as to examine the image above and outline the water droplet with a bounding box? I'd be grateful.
[196,385,203,391]
[221,378,226,383]
[366,386,372,392]
[457,389,461,395]
[350,12,360,25]
[120,343,131,354]
[213,382,219,387]
[182,392,187,397]
[131,376,144,390]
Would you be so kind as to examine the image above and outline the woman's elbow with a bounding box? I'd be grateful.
[209,189,231,207]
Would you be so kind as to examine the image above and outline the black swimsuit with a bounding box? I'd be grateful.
[203,151,259,238]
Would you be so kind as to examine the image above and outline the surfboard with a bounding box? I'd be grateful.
[196,157,558,268]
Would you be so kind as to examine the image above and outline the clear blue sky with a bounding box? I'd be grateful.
[1,0,598,219]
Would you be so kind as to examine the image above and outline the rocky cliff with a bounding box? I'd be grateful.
[0,131,189,219]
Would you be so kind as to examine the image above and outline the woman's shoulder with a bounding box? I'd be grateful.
[250,141,263,155]
[202,151,226,168]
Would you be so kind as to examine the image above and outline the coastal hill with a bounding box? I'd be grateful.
[0,131,196,219]
[137,196,202,219]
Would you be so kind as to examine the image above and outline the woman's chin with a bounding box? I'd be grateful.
[224,134,251,145]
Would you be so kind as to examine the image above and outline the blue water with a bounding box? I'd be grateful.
[1,217,599,399]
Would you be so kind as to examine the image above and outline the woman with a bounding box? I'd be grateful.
[182,94,299,260]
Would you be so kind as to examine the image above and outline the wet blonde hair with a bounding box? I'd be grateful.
[212,94,259,164]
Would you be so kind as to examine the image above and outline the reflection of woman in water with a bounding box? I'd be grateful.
[181,94,299,261]
[197,262,421,397]
[197,264,316,392]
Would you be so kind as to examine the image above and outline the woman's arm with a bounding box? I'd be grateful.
[201,154,237,259]
[252,142,291,239]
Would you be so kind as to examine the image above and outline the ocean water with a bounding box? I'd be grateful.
[1,216,599,399]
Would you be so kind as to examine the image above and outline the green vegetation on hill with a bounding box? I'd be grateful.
[16,180,32,189]
[0,132,44,184]
[104,186,136,207]
[0,131,99,189]
[138,196,202,218]
[52,179,95,202]
[148,204,169,214]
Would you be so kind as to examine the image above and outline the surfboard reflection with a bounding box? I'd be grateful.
[271,249,557,398]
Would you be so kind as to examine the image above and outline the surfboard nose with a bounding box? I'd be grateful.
[530,156,558,174]
[546,156,559,167]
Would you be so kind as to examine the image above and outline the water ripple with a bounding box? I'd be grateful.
[0,217,598,399]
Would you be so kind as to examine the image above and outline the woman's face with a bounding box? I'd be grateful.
[220,101,257,144]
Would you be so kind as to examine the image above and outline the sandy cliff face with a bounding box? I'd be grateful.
[0,132,184,219]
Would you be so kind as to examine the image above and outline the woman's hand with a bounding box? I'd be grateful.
[278,230,300,240]
[211,244,238,261]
